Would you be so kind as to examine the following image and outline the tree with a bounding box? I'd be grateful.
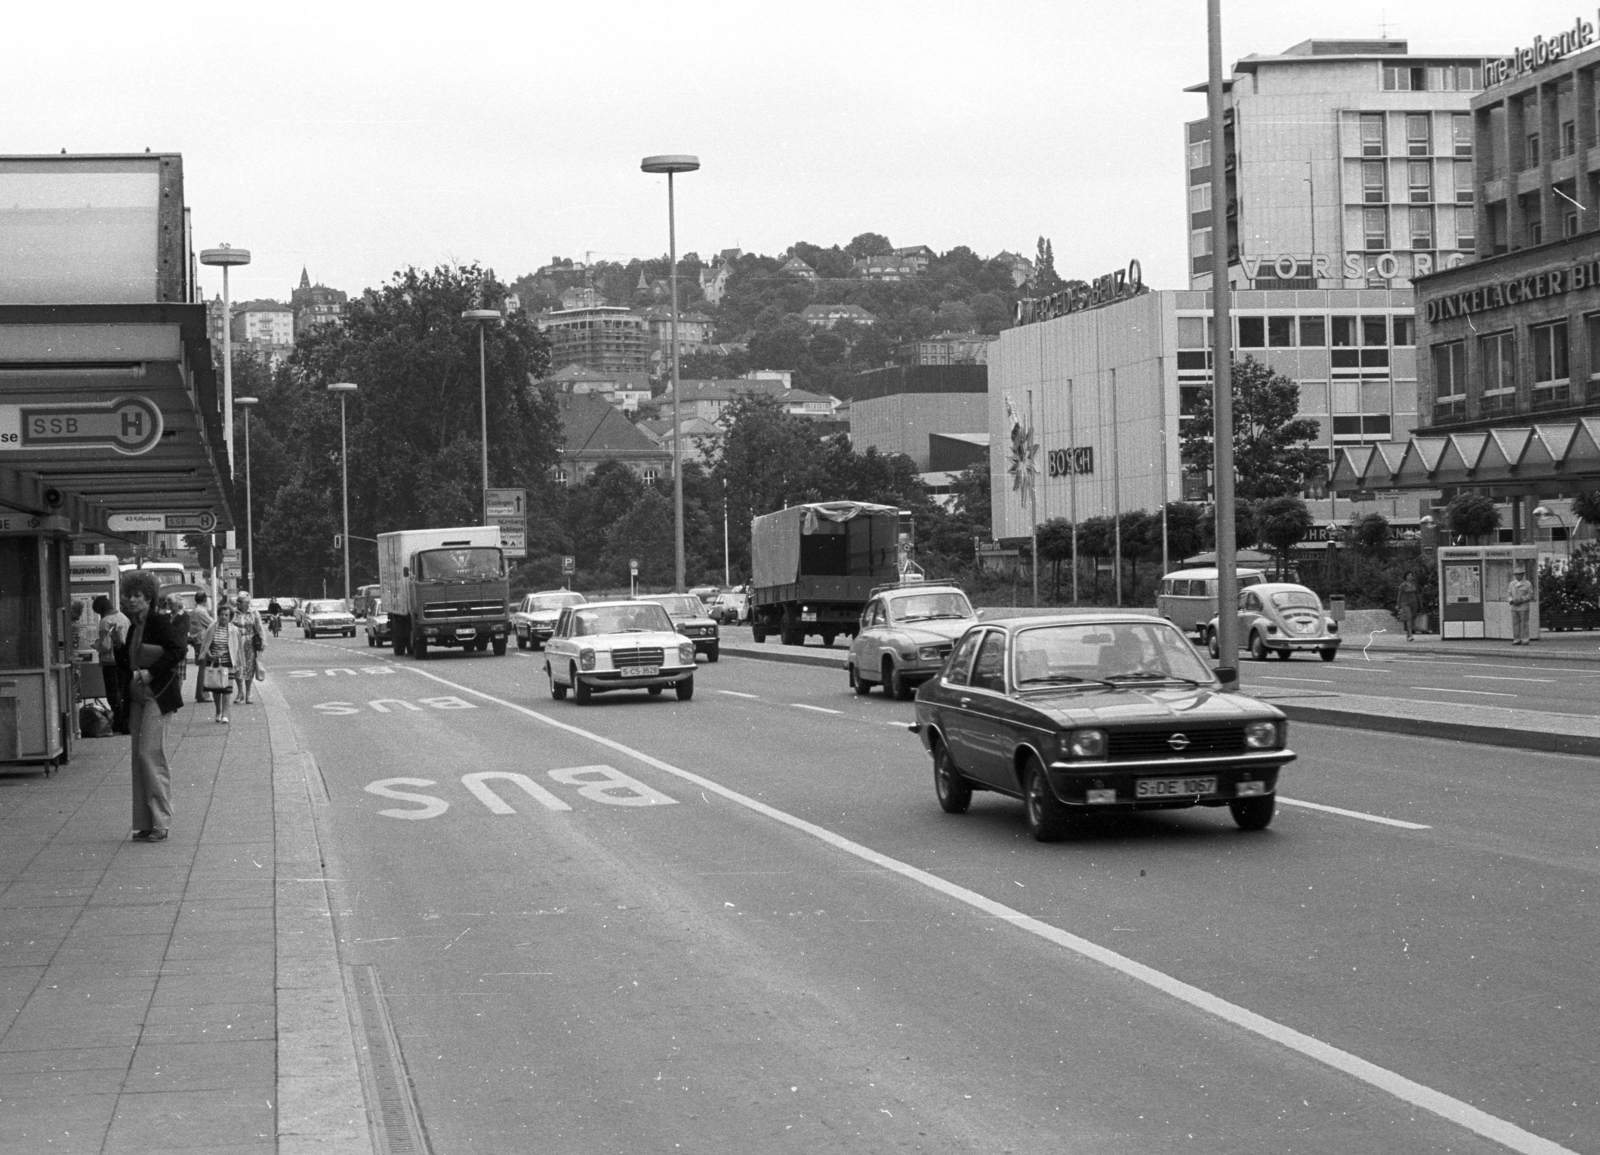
[1254,496,1314,578]
[1181,356,1325,502]
[847,232,893,258]
[1347,511,1391,557]
[1163,502,1206,564]
[1035,517,1076,600]
[1571,491,1600,535]
[1445,492,1501,543]
[599,488,676,588]
[1033,237,1063,292]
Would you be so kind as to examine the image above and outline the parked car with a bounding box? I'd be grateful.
[1206,583,1342,662]
[641,593,720,661]
[365,600,392,647]
[912,614,1295,840]
[1155,567,1266,636]
[249,598,272,614]
[848,582,978,699]
[301,599,356,639]
[511,590,586,650]
[543,600,697,704]
[708,589,750,625]
[689,585,721,606]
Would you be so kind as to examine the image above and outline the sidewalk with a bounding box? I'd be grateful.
[718,630,1600,758]
[0,680,369,1154]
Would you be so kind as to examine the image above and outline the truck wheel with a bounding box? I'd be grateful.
[820,630,837,647]
[413,631,429,660]
[393,628,408,656]
[751,620,767,643]
[782,625,804,646]
[492,637,507,656]
[517,635,528,650]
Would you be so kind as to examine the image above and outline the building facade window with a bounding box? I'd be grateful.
[1299,316,1326,346]
[1238,316,1265,347]
[1392,316,1415,346]
[1382,65,1413,91]
[1479,331,1516,412]
[1364,207,1389,250]
[1432,340,1467,419]
[1360,113,1385,157]
[1562,120,1577,158]
[1363,161,1387,203]
[1190,228,1213,258]
[1587,313,1600,400]
[642,468,658,486]
[1406,114,1432,156]
[1454,160,1474,203]
[1188,140,1211,171]
[1267,316,1295,347]
[1453,113,1473,157]
[1532,320,1570,406]
[1410,206,1434,250]
[1408,161,1432,203]
[1526,133,1541,169]
[1189,184,1211,213]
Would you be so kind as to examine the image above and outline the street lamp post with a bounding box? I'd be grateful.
[462,306,501,510]
[641,153,700,592]
[235,396,258,595]
[1533,504,1569,561]
[199,244,251,610]
[328,383,358,604]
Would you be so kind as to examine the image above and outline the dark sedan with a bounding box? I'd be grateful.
[912,615,1295,841]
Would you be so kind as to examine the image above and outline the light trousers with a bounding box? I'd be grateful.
[128,681,172,833]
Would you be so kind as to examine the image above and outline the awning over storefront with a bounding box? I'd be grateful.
[1330,420,1600,496]
[0,303,233,537]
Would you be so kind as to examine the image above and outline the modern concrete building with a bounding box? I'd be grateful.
[1186,39,1488,293]
[537,305,652,374]
[850,365,990,472]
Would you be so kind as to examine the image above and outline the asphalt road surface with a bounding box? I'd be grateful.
[274,634,1598,1154]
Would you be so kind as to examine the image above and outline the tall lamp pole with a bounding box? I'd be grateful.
[641,153,700,592]
[462,306,501,510]
[199,244,250,608]
[1207,0,1241,689]
[328,382,358,604]
[235,396,258,595]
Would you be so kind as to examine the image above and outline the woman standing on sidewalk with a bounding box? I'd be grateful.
[118,570,186,843]
[1396,571,1422,642]
[201,603,242,723]
[232,592,265,704]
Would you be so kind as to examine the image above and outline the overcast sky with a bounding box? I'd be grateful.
[5,1,1580,303]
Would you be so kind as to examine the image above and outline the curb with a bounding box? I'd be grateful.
[720,643,1597,757]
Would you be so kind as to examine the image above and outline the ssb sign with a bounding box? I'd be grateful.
[0,397,164,456]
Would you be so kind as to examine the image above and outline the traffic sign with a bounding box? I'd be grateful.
[629,558,639,575]
[561,555,575,574]
[485,488,526,560]
[108,511,218,533]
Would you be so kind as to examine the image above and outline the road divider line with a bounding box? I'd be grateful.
[1276,797,1431,830]
[389,662,1568,1155]
[715,690,760,699]
[792,703,842,715]
[1257,675,1336,684]
[1413,686,1518,697]
[1464,675,1556,683]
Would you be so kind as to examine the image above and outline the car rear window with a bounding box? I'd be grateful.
[1270,590,1322,611]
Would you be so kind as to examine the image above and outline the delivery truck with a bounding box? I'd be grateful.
[377,526,511,659]
[749,502,905,645]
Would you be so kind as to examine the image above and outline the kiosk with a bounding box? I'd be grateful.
[1436,544,1539,641]
[0,515,75,767]
[69,554,120,700]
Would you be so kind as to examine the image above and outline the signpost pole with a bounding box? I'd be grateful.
[1208,0,1241,689]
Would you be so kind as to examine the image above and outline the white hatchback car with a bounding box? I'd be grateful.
[544,600,698,703]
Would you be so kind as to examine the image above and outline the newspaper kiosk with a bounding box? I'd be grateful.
[0,515,75,768]
[1436,544,1540,641]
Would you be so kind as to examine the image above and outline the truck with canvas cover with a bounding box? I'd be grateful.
[377,526,511,659]
[749,502,904,646]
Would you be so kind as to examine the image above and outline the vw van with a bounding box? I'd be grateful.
[1156,567,1265,636]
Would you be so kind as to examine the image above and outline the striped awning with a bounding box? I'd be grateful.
[1330,420,1600,495]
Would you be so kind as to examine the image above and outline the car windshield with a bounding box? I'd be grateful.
[417,547,501,581]
[1012,621,1214,687]
[307,600,345,614]
[889,590,973,622]
[648,596,704,617]
[1270,590,1322,611]
[570,604,674,636]
[531,593,583,612]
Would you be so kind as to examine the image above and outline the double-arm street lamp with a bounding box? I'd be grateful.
[328,382,358,603]
[641,153,699,592]
[462,306,501,509]
[235,396,258,595]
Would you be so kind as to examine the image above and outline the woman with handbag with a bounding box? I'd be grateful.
[202,603,243,723]
[232,592,265,704]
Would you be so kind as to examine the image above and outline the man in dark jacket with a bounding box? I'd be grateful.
[119,571,187,842]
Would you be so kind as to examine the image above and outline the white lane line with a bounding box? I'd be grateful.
[792,703,842,715]
[1257,675,1336,684]
[1277,797,1431,830]
[1389,657,1600,678]
[1464,675,1556,684]
[391,662,1572,1155]
[1412,686,1518,697]
[716,690,760,699]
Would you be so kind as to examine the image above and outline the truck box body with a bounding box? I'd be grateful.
[376,526,511,657]
[749,502,902,643]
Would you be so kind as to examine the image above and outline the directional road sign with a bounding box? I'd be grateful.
[107,511,218,534]
[485,488,526,559]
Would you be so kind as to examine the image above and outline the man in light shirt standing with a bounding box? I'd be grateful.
[1507,566,1534,646]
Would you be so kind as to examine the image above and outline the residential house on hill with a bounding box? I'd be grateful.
[636,414,723,467]
[778,255,817,280]
[898,331,993,366]
[993,251,1036,288]
[652,378,840,424]
[290,269,347,339]
[642,307,715,353]
[552,391,672,487]
[853,254,922,281]
[800,303,878,329]
[699,261,732,305]
[542,364,653,413]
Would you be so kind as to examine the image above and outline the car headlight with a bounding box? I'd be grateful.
[579,648,596,671]
[678,641,695,663]
[1065,729,1106,759]
[917,645,942,660]
[1245,720,1280,749]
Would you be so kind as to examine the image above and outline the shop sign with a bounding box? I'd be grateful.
[0,396,163,455]
[1241,251,1466,283]
[1486,14,1595,87]
[1422,260,1600,322]
[1016,261,1145,325]
[1046,447,1095,477]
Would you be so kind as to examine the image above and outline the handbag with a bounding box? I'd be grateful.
[202,663,232,691]
[252,631,264,652]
